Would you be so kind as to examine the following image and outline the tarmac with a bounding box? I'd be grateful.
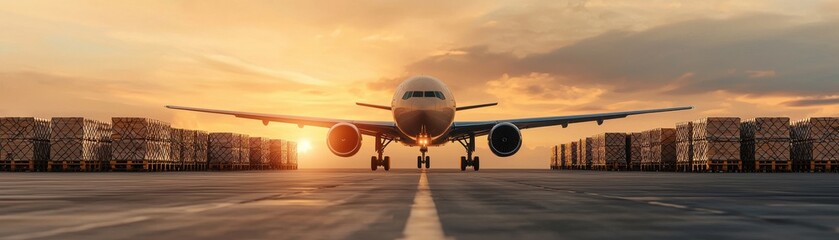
[1,169,838,240]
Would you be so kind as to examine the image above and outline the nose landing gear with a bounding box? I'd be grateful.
[417,146,430,169]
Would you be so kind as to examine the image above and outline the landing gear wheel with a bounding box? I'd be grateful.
[417,156,422,169]
[473,156,480,171]
[371,156,378,171]
[425,156,430,169]
[460,156,467,171]
[383,156,391,171]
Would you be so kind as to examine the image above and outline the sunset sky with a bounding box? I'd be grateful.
[1,1,838,169]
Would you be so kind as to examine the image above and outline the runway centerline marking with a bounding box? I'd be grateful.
[401,170,448,240]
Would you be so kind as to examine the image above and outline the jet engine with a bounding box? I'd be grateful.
[488,122,522,157]
[327,122,362,157]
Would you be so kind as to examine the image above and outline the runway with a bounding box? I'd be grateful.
[1,170,838,240]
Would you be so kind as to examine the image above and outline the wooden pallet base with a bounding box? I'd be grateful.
[48,160,106,172]
[591,163,627,171]
[209,163,250,171]
[110,160,177,172]
[692,160,743,172]
[752,160,792,172]
[0,160,46,172]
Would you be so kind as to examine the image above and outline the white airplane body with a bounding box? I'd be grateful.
[167,76,692,171]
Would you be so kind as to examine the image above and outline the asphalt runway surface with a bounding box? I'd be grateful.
[1,169,839,240]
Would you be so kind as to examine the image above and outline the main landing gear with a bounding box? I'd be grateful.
[457,133,480,171]
[371,134,392,171]
[417,146,430,169]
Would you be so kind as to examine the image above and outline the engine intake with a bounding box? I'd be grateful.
[327,123,362,157]
[488,122,522,157]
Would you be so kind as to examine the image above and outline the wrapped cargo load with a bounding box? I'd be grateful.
[675,122,693,172]
[549,145,558,170]
[49,118,112,171]
[592,133,627,170]
[577,138,592,170]
[692,117,741,172]
[559,144,566,169]
[564,142,577,168]
[741,117,791,172]
[268,139,285,169]
[194,130,209,164]
[110,118,171,171]
[287,141,298,169]
[249,137,270,168]
[169,128,184,164]
[208,133,240,164]
[791,117,839,172]
[628,132,643,170]
[1,117,51,171]
[644,128,676,171]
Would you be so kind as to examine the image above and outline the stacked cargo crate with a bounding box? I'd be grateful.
[592,133,627,170]
[741,118,791,172]
[194,130,208,170]
[628,132,643,171]
[577,138,592,170]
[239,135,250,170]
[287,141,298,170]
[111,118,172,171]
[791,117,839,172]
[559,144,566,170]
[675,122,693,172]
[49,118,111,171]
[0,118,50,171]
[177,129,197,171]
[249,137,270,170]
[564,142,577,169]
[268,139,286,170]
[169,128,184,169]
[549,145,559,170]
[645,128,676,171]
[693,117,741,172]
[208,133,244,170]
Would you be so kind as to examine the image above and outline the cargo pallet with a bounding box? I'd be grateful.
[640,164,661,171]
[591,163,627,171]
[793,160,835,172]
[0,160,46,172]
[753,160,792,172]
[48,160,106,172]
[110,160,176,172]
[249,164,270,170]
[692,160,743,172]
[178,162,208,171]
[209,162,249,171]
[676,163,692,172]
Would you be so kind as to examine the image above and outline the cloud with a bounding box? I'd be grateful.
[783,96,839,107]
[195,53,330,86]
[373,15,839,100]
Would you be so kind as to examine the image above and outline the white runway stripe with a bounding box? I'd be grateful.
[401,171,449,240]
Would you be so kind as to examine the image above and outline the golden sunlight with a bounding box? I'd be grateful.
[297,139,312,154]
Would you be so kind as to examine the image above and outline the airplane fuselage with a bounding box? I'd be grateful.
[391,76,456,146]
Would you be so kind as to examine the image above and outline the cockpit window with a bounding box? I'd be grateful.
[412,91,423,97]
[434,91,446,100]
[402,91,412,100]
[424,91,436,97]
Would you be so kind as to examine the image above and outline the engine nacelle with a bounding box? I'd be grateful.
[327,122,362,157]
[488,122,522,157]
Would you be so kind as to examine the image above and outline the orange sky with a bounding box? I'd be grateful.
[1,1,838,169]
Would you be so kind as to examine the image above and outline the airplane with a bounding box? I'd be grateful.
[166,76,692,171]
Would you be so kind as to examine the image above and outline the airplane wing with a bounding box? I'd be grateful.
[165,105,399,137]
[449,106,692,139]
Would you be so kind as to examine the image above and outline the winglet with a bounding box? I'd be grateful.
[456,103,498,111]
[356,102,392,110]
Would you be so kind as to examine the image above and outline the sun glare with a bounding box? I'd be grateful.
[298,139,312,153]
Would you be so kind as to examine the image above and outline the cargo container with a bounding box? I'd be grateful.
[577,138,592,170]
[49,117,111,171]
[249,137,270,169]
[592,133,626,170]
[110,118,172,171]
[791,117,839,172]
[0,117,51,171]
[741,117,791,172]
[692,117,741,172]
[675,122,693,172]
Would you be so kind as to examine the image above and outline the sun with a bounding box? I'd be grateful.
[297,139,312,153]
